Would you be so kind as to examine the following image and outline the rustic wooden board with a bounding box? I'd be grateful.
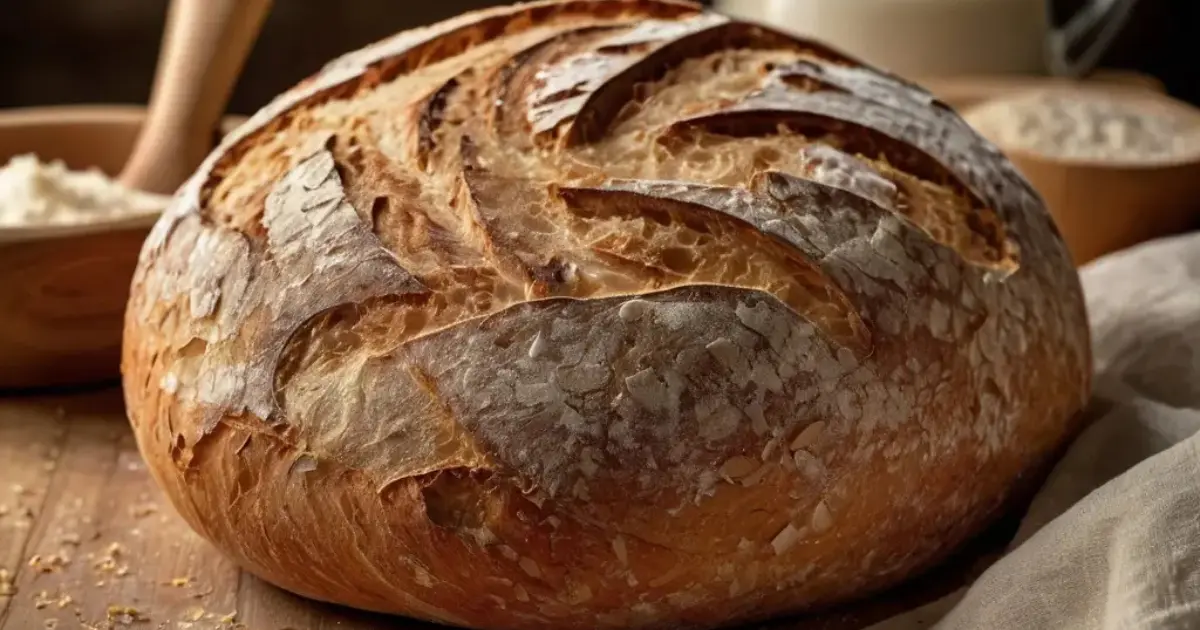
[0,389,1011,630]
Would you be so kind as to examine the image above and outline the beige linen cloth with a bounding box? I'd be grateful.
[870,232,1200,630]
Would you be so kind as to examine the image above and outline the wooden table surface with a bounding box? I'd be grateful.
[0,388,417,630]
[0,388,1011,630]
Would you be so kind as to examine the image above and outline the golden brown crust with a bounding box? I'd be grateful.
[122,1,1091,628]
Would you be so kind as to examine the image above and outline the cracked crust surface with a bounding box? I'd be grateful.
[121,2,1091,628]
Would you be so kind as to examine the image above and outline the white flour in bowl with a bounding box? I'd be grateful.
[0,154,170,227]
[966,90,1200,164]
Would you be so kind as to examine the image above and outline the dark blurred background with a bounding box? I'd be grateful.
[0,1,502,113]
[0,0,1195,114]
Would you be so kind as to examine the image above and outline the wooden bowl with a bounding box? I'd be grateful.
[964,88,1200,265]
[0,105,243,390]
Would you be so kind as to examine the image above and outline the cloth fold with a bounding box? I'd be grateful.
[869,233,1200,630]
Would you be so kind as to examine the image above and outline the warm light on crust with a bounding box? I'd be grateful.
[121,2,1091,629]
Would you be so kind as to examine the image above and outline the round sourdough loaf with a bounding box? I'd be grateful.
[121,1,1091,628]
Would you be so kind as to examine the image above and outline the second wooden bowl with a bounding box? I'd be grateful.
[965,88,1200,266]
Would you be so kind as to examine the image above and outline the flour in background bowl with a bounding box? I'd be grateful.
[0,154,170,227]
[966,90,1200,164]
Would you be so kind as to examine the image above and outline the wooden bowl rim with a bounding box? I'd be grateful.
[0,103,152,129]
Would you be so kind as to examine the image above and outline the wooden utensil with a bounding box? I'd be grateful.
[964,86,1200,265]
[120,0,272,194]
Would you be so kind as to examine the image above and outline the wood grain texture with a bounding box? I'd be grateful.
[0,227,150,390]
[0,390,1015,630]
[0,390,440,630]
[0,394,69,621]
